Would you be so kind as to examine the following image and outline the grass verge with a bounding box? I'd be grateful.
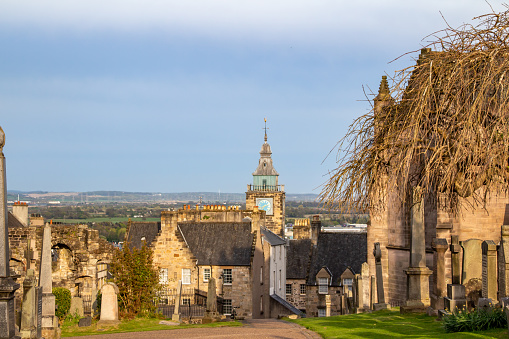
[287,308,508,338]
[61,317,242,337]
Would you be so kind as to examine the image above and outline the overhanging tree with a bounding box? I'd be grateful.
[321,7,509,214]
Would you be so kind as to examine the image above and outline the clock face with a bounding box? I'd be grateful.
[256,198,274,215]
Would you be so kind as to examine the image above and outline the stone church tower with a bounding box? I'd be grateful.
[246,124,286,237]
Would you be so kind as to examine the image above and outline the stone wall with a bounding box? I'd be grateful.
[285,279,306,311]
[305,286,342,317]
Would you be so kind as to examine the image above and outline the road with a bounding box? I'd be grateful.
[65,319,322,339]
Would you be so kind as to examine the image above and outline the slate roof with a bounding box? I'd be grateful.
[286,239,312,280]
[126,221,161,249]
[261,227,286,246]
[307,232,367,286]
[178,222,254,266]
[8,211,24,228]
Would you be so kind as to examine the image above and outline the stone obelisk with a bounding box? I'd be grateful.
[39,222,58,338]
[0,126,20,339]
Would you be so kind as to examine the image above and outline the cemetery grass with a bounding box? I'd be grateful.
[287,308,507,338]
[61,317,242,337]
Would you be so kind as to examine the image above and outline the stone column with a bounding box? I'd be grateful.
[431,238,448,310]
[482,240,497,301]
[0,126,20,339]
[401,187,432,313]
[172,280,182,322]
[20,269,37,339]
[39,223,57,338]
[373,243,388,311]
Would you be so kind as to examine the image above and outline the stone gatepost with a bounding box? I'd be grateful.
[431,238,448,311]
[373,243,388,311]
[0,126,21,339]
[39,222,58,339]
[498,225,509,299]
[172,280,182,323]
[20,269,38,339]
[401,187,432,313]
[98,283,119,325]
[482,240,497,302]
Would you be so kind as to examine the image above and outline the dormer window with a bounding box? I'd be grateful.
[318,277,329,294]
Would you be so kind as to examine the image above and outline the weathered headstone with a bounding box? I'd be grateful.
[354,274,362,313]
[372,243,388,311]
[431,238,448,311]
[461,239,483,285]
[482,240,497,301]
[39,222,58,339]
[203,277,219,323]
[477,298,493,311]
[0,126,21,339]
[401,187,433,314]
[78,316,91,328]
[498,226,509,299]
[171,280,182,323]
[441,236,466,317]
[361,262,370,311]
[370,275,376,310]
[98,283,119,325]
[325,295,331,317]
[20,269,38,339]
[69,297,84,318]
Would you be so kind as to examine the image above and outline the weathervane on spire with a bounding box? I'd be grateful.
[263,118,269,142]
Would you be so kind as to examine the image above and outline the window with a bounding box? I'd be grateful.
[300,284,306,295]
[182,268,191,285]
[223,299,232,315]
[203,268,211,282]
[159,268,168,285]
[318,278,328,294]
[318,308,326,317]
[286,284,292,295]
[182,298,191,306]
[223,269,232,284]
[343,278,353,293]
[260,267,263,284]
[279,270,282,290]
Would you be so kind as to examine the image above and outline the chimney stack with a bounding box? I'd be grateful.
[311,215,321,246]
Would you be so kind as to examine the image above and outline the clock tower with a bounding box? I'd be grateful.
[246,121,286,236]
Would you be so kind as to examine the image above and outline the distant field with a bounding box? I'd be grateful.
[52,217,161,224]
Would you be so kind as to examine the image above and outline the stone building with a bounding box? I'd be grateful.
[286,216,367,316]
[246,130,285,237]
[8,206,115,302]
[368,49,509,307]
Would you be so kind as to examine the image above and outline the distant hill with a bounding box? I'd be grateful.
[7,190,318,204]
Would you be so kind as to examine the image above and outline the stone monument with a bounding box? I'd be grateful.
[372,242,389,311]
[98,283,119,325]
[0,126,21,339]
[498,225,509,299]
[171,280,182,323]
[20,269,37,339]
[482,240,497,302]
[69,297,84,318]
[360,262,370,311]
[430,238,448,312]
[39,222,58,339]
[401,187,433,313]
[203,277,219,323]
[325,294,331,317]
[441,235,466,317]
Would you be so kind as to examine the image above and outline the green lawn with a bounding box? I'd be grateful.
[61,317,242,337]
[287,309,508,338]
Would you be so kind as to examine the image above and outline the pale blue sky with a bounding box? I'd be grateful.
[0,1,502,194]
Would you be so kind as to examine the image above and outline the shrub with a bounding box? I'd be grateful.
[52,287,71,319]
[443,307,507,333]
[109,242,159,318]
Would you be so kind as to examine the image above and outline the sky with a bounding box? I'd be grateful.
[0,1,505,194]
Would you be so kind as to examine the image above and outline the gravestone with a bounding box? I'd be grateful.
[361,262,370,311]
[482,240,497,301]
[39,222,58,339]
[0,126,20,339]
[372,243,388,311]
[35,287,42,339]
[431,238,448,311]
[441,236,466,317]
[203,277,219,323]
[370,276,376,310]
[98,283,119,325]
[498,226,509,299]
[20,269,37,339]
[78,316,91,328]
[69,297,84,318]
[354,274,363,313]
[477,298,493,311]
[461,239,483,285]
[171,280,182,323]
[401,187,433,314]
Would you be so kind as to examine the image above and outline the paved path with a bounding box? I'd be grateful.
[66,319,322,339]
